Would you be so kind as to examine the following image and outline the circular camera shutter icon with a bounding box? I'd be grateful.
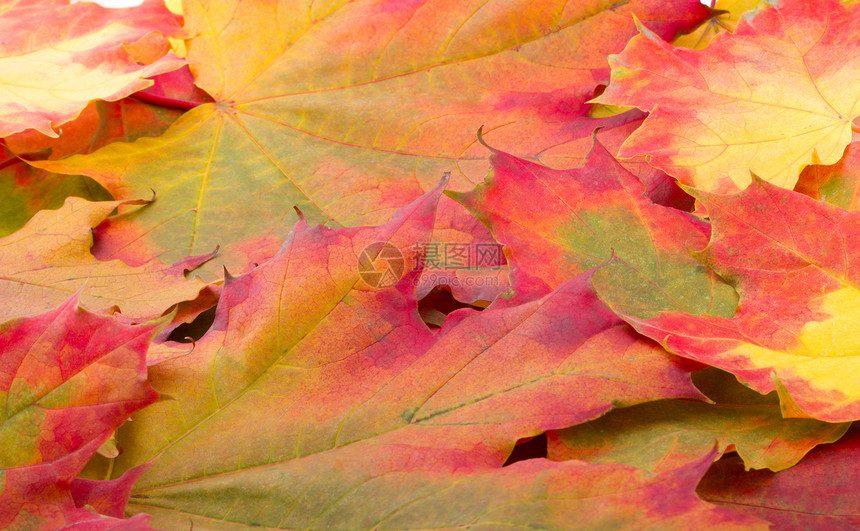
[357,242,405,289]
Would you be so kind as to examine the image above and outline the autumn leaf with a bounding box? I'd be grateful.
[530,110,697,210]
[698,427,860,530]
[595,0,860,192]
[7,0,860,527]
[547,368,849,473]
[78,186,745,528]
[672,0,760,49]
[0,0,186,138]
[131,449,766,529]
[111,183,445,477]
[450,135,737,318]
[592,114,698,210]
[0,67,211,239]
[71,464,153,520]
[795,141,860,210]
[4,67,212,163]
[34,0,710,272]
[613,177,860,422]
[0,196,212,321]
[0,143,112,238]
[0,297,158,529]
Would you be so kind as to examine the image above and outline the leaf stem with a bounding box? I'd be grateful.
[130,91,203,111]
[0,156,22,171]
[105,454,115,481]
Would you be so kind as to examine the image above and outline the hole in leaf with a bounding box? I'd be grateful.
[416,287,486,328]
[166,305,217,343]
[503,433,548,466]
[691,367,778,404]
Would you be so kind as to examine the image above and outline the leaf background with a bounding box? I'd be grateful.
[1,0,859,528]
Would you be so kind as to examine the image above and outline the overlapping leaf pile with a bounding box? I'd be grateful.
[2,0,859,529]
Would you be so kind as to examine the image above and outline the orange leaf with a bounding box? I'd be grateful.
[0,197,213,321]
[795,141,860,210]
[595,0,860,192]
[0,0,186,138]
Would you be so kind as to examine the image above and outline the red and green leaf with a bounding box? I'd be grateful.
[450,136,737,318]
[0,298,158,529]
[615,177,860,422]
[548,368,849,473]
[132,447,766,530]
[795,141,860,210]
[698,427,860,530]
[89,187,741,528]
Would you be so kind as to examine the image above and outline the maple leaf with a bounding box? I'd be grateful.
[87,187,747,528]
[547,368,849,473]
[795,141,860,210]
[7,0,860,526]
[529,110,697,209]
[3,67,212,163]
[594,0,860,192]
[132,450,766,529]
[0,143,112,238]
[34,0,710,272]
[0,0,186,138]
[672,0,760,49]
[0,68,212,239]
[0,196,212,321]
[613,177,860,422]
[592,114,698,210]
[698,428,860,530]
[0,297,158,529]
[70,464,153,520]
[450,135,737,318]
